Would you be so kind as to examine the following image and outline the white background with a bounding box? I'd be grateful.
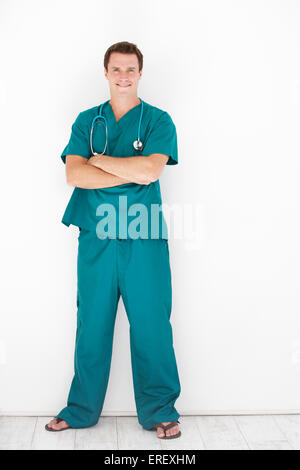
[1,0,300,416]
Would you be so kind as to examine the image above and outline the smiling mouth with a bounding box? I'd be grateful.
[117,84,131,87]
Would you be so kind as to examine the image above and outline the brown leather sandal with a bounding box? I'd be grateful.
[45,417,71,432]
[154,421,181,439]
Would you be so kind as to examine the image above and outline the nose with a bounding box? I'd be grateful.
[119,72,130,80]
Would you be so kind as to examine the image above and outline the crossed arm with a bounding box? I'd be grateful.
[65,153,169,189]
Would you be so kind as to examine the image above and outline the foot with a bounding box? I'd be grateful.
[156,421,180,438]
[46,418,70,431]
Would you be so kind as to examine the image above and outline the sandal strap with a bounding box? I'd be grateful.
[55,418,63,423]
[155,421,179,431]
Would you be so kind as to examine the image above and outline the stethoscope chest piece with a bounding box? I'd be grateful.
[133,139,143,151]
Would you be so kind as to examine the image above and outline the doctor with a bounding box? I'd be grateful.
[46,41,181,439]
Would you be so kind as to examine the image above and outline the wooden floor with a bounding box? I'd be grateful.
[0,415,299,450]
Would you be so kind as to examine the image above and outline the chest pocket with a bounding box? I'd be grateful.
[118,122,152,157]
[111,125,143,157]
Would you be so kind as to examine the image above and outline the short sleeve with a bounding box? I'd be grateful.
[60,112,91,164]
[143,112,178,165]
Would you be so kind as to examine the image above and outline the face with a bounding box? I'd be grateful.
[104,52,142,98]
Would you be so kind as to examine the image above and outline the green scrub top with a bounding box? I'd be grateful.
[60,99,178,239]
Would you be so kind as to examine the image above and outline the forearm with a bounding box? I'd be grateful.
[87,154,154,185]
[68,160,133,189]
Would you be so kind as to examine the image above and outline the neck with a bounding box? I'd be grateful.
[109,95,141,114]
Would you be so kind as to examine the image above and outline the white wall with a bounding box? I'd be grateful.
[1,0,300,416]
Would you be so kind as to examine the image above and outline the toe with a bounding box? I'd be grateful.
[166,424,179,437]
[47,419,69,430]
[50,421,60,430]
[156,426,165,438]
[57,420,69,430]
[47,419,57,429]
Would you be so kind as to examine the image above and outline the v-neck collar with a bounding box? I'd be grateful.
[106,100,142,126]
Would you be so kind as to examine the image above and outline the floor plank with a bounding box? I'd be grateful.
[0,416,36,450]
[235,415,292,450]
[75,416,117,450]
[195,416,248,450]
[117,417,161,450]
[274,415,300,450]
[31,417,76,450]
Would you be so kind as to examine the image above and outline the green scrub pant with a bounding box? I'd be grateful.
[55,228,181,430]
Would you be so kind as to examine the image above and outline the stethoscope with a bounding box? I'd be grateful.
[90,98,144,155]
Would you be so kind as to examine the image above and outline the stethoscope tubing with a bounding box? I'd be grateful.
[90,98,144,155]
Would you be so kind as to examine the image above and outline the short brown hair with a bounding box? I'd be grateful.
[104,41,143,72]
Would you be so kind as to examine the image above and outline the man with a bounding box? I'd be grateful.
[45,41,181,439]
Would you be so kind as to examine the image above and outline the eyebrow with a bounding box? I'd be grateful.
[111,66,136,70]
